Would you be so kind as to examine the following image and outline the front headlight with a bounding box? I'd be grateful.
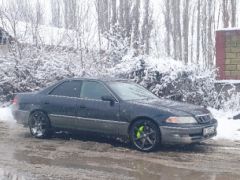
[165,116,197,124]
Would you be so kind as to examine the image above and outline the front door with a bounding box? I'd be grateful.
[75,80,120,134]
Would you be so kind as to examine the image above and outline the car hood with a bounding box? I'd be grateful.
[130,98,209,116]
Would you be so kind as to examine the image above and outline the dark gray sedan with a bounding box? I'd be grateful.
[12,78,217,151]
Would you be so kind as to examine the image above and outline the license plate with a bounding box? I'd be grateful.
[203,127,215,136]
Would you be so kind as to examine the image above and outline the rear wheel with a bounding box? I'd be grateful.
[29,111,51,138]
[129,119,160,152]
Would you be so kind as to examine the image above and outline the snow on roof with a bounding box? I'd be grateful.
[216,27,240,32]
[215,80,240,84]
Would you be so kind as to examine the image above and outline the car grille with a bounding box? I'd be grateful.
[196,114,211,124]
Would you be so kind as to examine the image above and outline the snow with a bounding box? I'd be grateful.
[215,80,240,84]
[0,107,15,123]
[209,108,240,141]
[216,27,240,31]
[0,6,99,49]
[0,19,77,47]
[0,168,25,180]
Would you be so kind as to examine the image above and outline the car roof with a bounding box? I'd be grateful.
[64,77,132,83]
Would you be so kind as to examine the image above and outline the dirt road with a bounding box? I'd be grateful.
[0,121,240,180]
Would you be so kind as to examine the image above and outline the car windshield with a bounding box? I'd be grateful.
[108,82,158,101]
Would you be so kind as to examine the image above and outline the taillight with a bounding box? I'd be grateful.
[12,97,18,105]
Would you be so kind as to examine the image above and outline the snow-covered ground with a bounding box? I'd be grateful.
[0,106,240,141]
[0,107,15,123]
[0,168,25,180]
[209,108,240,141]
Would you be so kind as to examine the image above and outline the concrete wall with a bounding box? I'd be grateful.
[216,29,240,80]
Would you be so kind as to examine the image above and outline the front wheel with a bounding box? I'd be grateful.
[129,119,160,152]
[28,111,51,138]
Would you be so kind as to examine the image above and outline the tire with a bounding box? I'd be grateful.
[28,111,52,138]
[129,119,160,152]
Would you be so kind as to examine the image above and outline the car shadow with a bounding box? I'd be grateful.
[157,143,210,153]
[47,131,211,153]
[52,130,133,149]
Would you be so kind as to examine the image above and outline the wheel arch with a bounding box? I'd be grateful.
[128,116,161,135]
[29,109,52,127]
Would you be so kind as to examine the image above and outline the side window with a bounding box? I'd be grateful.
[50,81,81,97]
[80,81,111,100]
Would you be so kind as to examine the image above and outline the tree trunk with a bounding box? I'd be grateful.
[97,0,110,33]
[222,0,229,28]
[164,0,171,56]
[119,0,124,28]
[111,0,117,26]
[141,0,151,54]
[231,0,236,27]
[207,0,213,67]
[171,0,182,60]
[183,0,189,64]
[124,0,131,39]
[201,0,207,66]
[63,0,69,29]
[132,0,140,56]
[196,0,201,63]
[51,0,62,27]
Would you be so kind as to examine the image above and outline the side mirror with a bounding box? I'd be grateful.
[101,95,116,105]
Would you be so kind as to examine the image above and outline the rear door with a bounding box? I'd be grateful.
[75,80,120,134]
[42,80,82,129]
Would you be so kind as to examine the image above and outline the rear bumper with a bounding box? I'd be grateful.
[160,122,218,144]
[12,109,29,127]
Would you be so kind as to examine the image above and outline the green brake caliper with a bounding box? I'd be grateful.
[136,125,144,139]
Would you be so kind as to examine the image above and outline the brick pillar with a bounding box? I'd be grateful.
[216,31,225,79]
[216,29,240,80]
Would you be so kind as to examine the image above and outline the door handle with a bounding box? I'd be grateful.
[79,105,86,109]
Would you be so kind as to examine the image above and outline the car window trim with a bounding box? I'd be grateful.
[47,94,120,103]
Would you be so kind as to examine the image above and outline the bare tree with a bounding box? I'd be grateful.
[163,0,171,56]
[183,0,190,64]
[35,0,43,25]
[171,0,182,60]
[231,0,237,27]
[132,0,140,55]
[111,0,117,26]
[141,0,152,54]
[222,0,230,28]
[96,0,109,33]
[207,0,214,67]
[13,0,31,22]
[196,0,201,63]
[51,0,62,27]
[63,0,77,29]
[201,0,207,66]
[124,0,131,38]
[119,0,124,28]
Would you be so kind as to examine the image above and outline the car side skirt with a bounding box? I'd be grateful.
[49,114,130,136]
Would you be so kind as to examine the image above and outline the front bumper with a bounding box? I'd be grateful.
[160,122,218,144]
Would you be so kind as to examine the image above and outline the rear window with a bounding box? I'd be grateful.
[50,81,81,98]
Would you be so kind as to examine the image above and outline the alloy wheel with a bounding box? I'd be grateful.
[29,111,50,138]
[130,120,160,152]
